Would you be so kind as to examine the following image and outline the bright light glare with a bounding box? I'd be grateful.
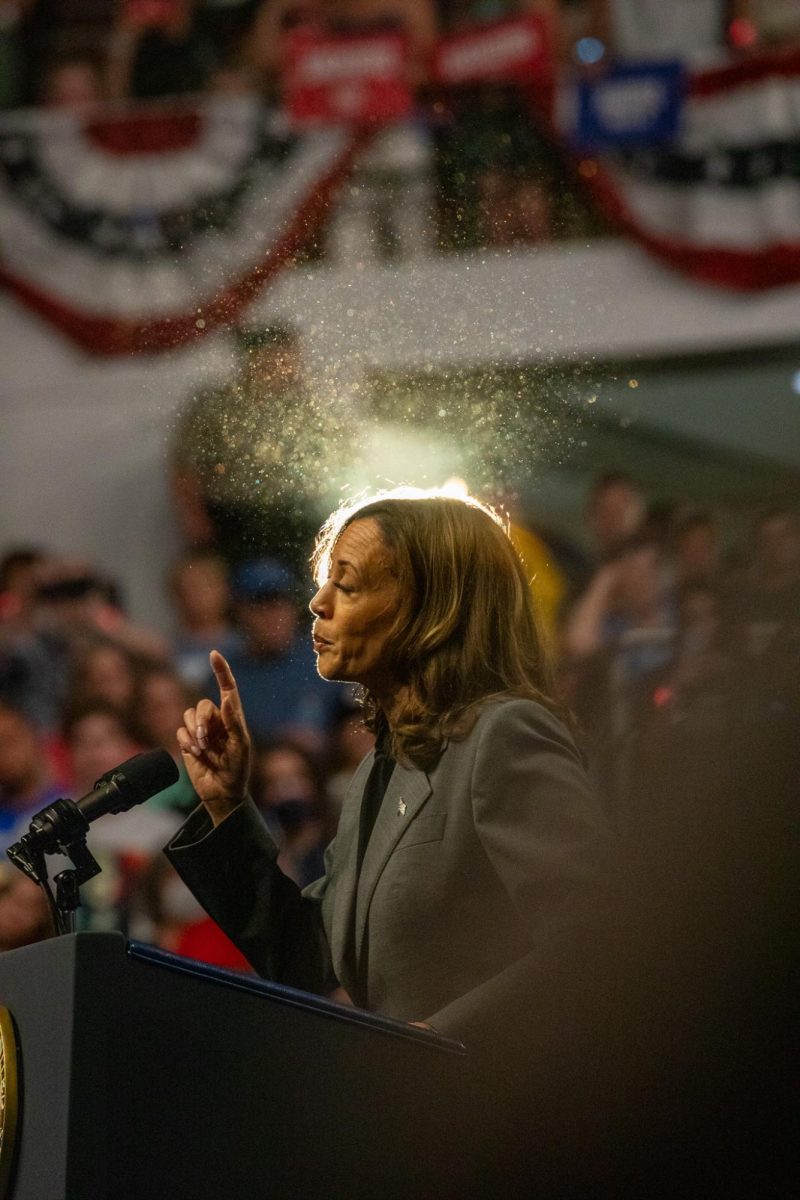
[791,370,800,395]
[441,476,469,497]
[312,476,506,583]
[329,422,469,502]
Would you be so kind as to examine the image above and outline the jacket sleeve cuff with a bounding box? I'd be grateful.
[165,797,279,866]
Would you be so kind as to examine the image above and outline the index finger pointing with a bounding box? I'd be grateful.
[210,650,244,716]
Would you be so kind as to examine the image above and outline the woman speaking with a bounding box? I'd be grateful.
[166,490,613,1178]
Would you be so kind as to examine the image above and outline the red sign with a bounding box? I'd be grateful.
[284,30,413,127]
[122,0,181,30]
[434,15,552,86]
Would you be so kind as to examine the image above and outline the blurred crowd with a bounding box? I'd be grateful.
[7,0,800,112]
[560,472,800,834]
[0,528,370,968]
[1,389,798,971]
[3,2,800,255]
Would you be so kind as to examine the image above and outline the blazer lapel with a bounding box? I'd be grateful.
[354,762,432,963]
[328,751,375,986]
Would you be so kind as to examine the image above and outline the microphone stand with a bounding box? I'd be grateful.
[7,750,177,937]
[7,805,102,937]
[52,838,102,935]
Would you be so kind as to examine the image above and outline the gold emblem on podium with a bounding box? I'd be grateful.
[0,1008,19,1200]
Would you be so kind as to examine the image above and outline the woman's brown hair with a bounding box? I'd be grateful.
[312,489,560,768]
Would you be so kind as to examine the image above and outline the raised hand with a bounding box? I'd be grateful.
[176,650,251,826]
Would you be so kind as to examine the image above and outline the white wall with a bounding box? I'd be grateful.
[2,236,799,633]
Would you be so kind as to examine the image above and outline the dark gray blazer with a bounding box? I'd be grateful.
[166,697,610,1046]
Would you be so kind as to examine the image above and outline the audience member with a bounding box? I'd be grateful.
[0,545,47,624]
[132,665,190,759]
[212,557,342,747]
[559,470,650,671]
[1,558,164,732]
[734,506,800,654]
[0,548,60,727]
[207,56,257,92]
[0,556,70,730]
[62,700,140,792]
[625,580,739,815]
[39,55,105,108]
[106,0,217,100]
[198,0,262,56]
[67,638,141,714]
[434,2,601,251]
[564,533,675,822]
[0,865,51,951]
[670,580,729,676]
[586,0,736,65]
[248,0,439,260]
[168,550,242,688]
[743,0,800,49]
[671,509,720,588]
[585,470,647,563]
[507,507,568,639]
[56,700,179,934]
[0,0,31,109]
[326,707,375,811]
[33,558,169,663]
[0,702,65,853]
[563,532,672,664]
[62,701,179,855]
[130,665,199,813]
[251,736,331,886]
[128,854,252,969]
[171,323,326,575]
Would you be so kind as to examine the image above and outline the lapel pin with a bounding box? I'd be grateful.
[397,797,406,816]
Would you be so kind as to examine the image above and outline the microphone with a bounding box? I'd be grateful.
[8,749,179,859]
[73,749,179,822]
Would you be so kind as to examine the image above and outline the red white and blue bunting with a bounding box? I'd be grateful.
[2,30,800,356]
[558,49,800,289]
[0,96,366,354]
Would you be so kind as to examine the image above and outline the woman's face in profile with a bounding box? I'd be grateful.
[309,518,404,696]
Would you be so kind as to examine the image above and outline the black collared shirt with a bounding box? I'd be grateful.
[355,726,396,876]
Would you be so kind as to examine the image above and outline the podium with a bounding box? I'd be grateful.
[0,933,467,1200]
